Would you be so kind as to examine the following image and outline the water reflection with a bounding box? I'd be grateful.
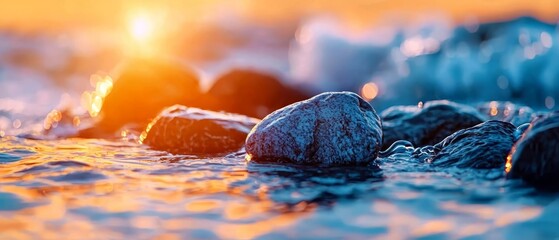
[0,136,556,238]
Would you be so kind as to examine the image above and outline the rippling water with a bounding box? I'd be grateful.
[1,136,558,239]
[2,14,559,239]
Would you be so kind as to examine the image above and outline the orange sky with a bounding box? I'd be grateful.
[0,0,557,31]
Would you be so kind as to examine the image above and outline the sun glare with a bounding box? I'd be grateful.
[130,14,155,43]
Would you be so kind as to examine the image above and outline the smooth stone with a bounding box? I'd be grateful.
[141,105,260,154]
[245,92,382,166]
[205,69,311,119]
[417,120,516,168]
[381,100,487,149]
[82,58,204,137]
[508,111,559,190]
[477,101,536,126]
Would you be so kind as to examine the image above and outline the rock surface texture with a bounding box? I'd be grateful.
[508,111,559,190]
[141,105,260,155]
[245,92,383,166]
[417,120,516,169]
[381,100,487,149]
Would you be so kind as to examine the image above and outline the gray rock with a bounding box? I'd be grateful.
[417,120,516,169]
[141,105,260,154]
[245,92,382,166]
[508,111,559,190]
[381,100,487,149]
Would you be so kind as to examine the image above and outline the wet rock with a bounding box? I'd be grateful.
[507,111,559,190]
[84,58,203,137]
[381,100,486,149]
[245,92,382,166]
[477,101,536,126]
[205,69,311,119]
[141,105,260,155]
[417,120,516,168]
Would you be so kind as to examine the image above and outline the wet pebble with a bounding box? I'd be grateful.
[246,92,382,166]
[381,100,487,149]
[141,105,260,155]
[415,120,516,169]
[508,111,559,190]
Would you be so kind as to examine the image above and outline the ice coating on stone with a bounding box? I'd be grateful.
[245,92,382,166]
[508,111,559,190]
[418,120,516,169]
[142,105,260,155]
[381,100,487,149]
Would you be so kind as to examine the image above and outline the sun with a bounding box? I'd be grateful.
[129,14,155,43]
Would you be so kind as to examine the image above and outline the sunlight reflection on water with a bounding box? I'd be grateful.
[0,136,556,238]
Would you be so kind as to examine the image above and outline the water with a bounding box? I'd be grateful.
[0,136,558,239]
[2,15,559,238]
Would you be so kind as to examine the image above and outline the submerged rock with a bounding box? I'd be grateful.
[83,58,203,137]
[141,105,260,155]
[477,101,536,126]
[381,100,487,149]
[507,111,559,190]
[245,92,382,166]
[205,69,311,119]
[417,120,516,168]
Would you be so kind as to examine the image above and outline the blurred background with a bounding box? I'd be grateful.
[1,0,559,131]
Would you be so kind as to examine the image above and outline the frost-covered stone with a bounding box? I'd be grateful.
[245,92,382,166]
[508,111,559,189]
[418,120,516,168]
[381,100,486,149]
[141,105,260,154]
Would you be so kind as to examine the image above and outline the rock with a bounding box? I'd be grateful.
[477,101,536,126]
[507,111,559,190]
[141,105,260,155]
[245,92,382,166]
[84,58,203,137]
[416,120,516,168]
[205,69,311,119]
[381,100,486,149]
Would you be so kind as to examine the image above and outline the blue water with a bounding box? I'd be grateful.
[0,136,558,238]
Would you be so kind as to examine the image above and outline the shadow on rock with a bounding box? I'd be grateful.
[508,111,559,190]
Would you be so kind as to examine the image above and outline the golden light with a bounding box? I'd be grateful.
[245,154,253,162]
[81,74,114,117]
[489,101,498,116]
[505,152,513,173]
[129,14,155,43]
[361,82,379,101]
